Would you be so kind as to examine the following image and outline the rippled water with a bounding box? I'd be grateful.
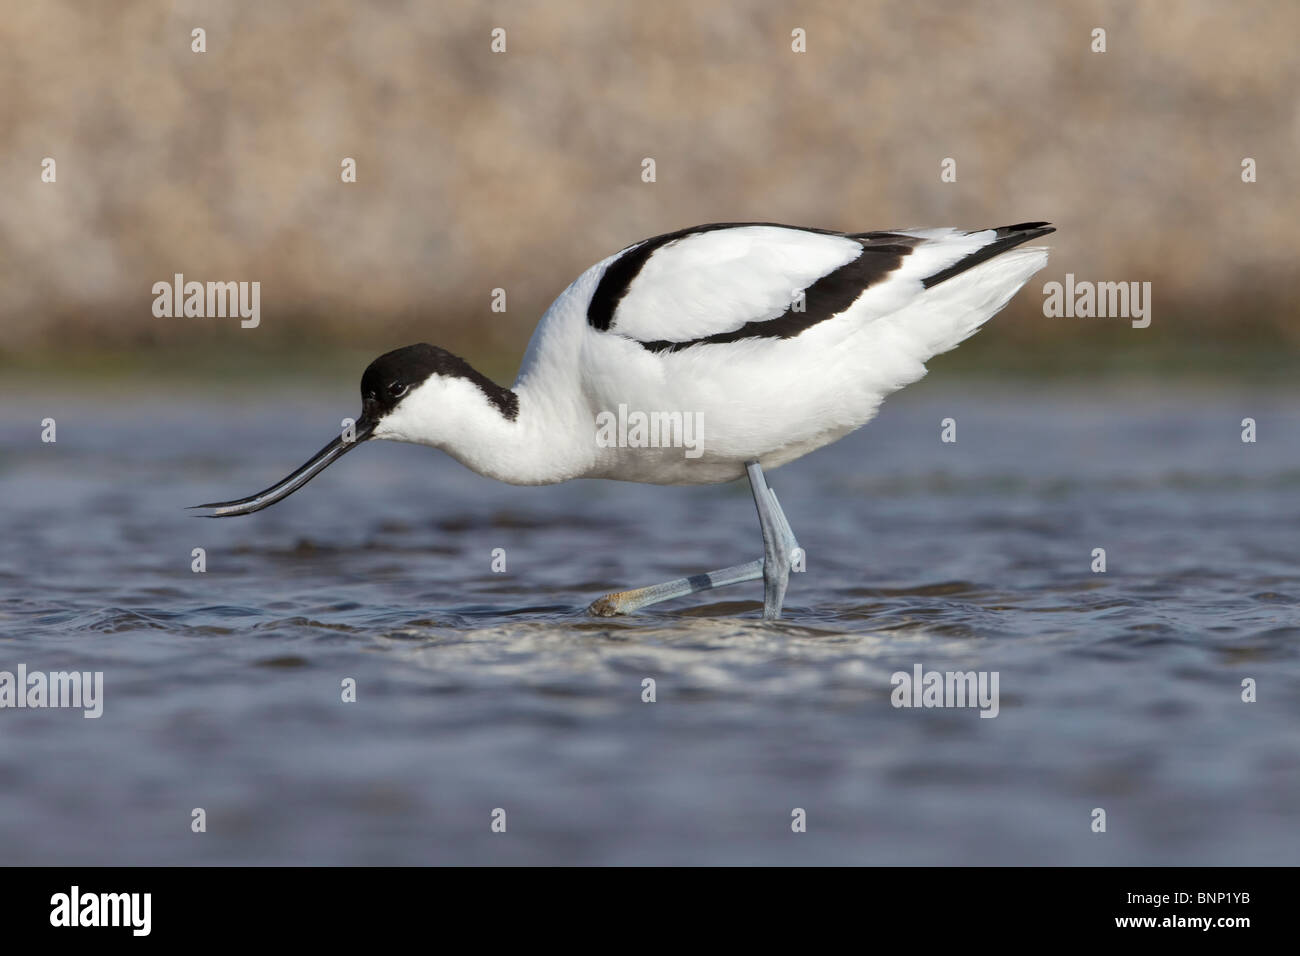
[1,380,1297,864]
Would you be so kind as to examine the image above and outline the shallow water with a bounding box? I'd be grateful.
[1,380,1297,865]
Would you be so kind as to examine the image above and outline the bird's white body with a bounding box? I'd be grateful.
[373,223,1052,486]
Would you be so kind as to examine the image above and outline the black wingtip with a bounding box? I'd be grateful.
[921,222,1056,289]
[997,221,1054,235]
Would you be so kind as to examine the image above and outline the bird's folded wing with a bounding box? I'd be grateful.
[587,222,1050,353]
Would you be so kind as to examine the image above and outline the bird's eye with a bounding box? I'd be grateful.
[387,381,408,399]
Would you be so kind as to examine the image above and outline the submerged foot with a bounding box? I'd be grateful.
[588,591,632,617]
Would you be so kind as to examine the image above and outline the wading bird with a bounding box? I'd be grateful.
[195,221,1054,619]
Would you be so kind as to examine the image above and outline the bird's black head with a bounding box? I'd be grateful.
[359,343,461,422]
[362,342,519,423]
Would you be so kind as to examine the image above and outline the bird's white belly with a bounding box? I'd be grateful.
[589,416,857,485]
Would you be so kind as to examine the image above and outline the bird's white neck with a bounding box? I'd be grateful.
[372,372,597,486]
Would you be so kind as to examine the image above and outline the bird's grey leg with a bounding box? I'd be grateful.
[746,460,800,620]
[586,558,766,617]
[587,460,801,619]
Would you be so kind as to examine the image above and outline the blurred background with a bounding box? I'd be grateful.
[1,0,1296,385]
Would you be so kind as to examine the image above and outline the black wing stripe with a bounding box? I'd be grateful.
[846,231,924,246]
[586,221,846,332]
[920,223,1055,289]
[638,243,913,353]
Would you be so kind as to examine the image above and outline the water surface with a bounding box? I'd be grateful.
[1,381,1297,864]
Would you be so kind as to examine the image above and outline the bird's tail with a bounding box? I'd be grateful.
[883,222,1053,358]
[836,223,1053,411]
